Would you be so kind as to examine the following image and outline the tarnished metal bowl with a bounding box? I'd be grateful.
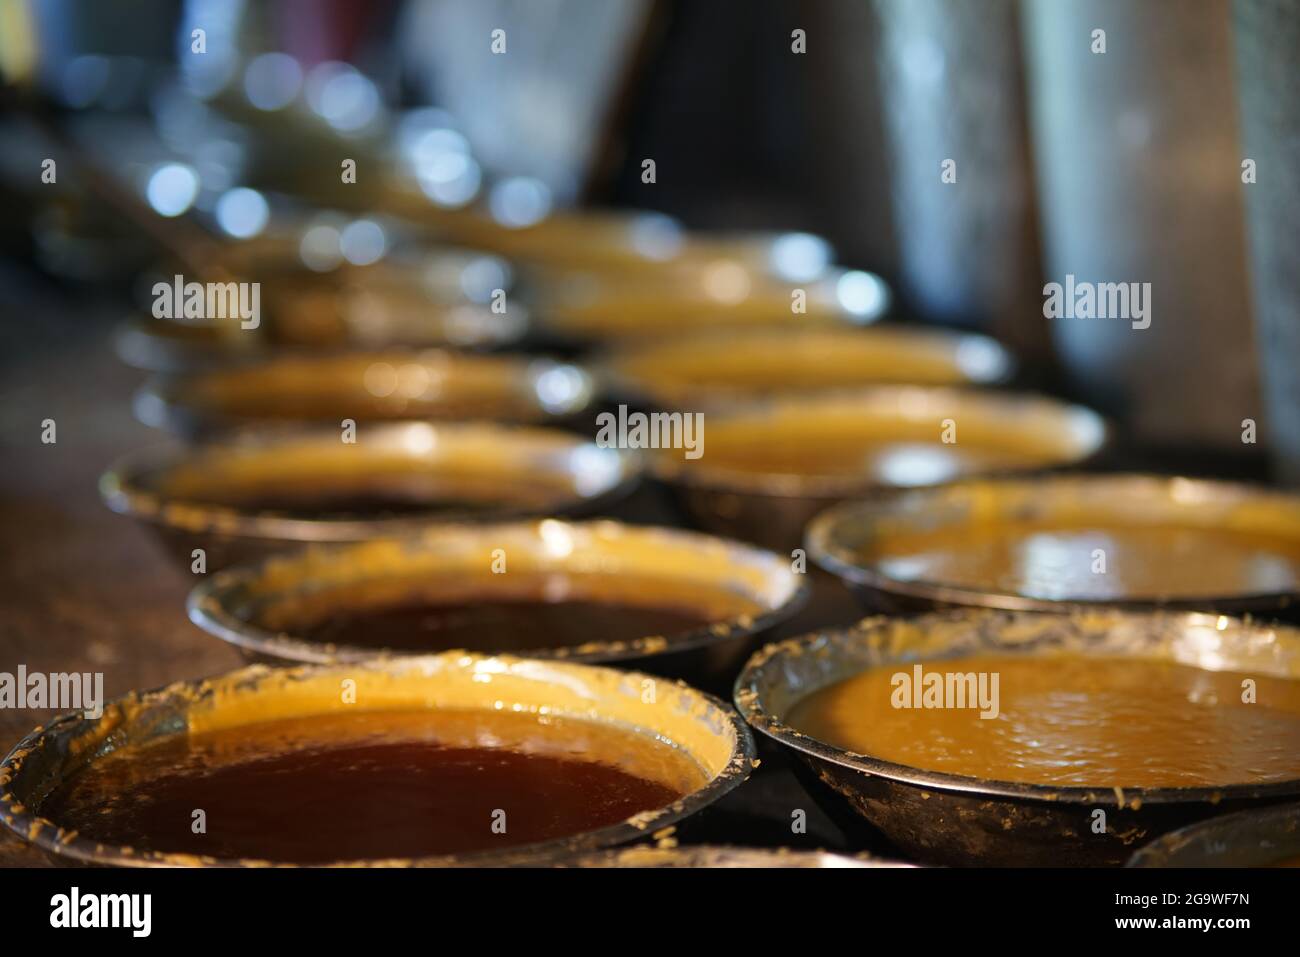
[134,349,593,437]
[535,266,890,345]
[597,326,1013,408]
[187,520,807,688]
[654,387,1107,551]
[118,246,529,373]
[0,653,754,867]
[100,422,639,570]
[377,197,839,281]
[807,474,1300,619]
[1127,802,1300,867]
[115,304,526,374]
[735,608,1300,867]
[553,845,910,868]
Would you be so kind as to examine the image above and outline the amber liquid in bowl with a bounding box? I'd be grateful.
[787,655,1300,789]
[167,479,567,520]
[221,491,494,518]
[40,710,703,863]
[298,598,716,652]
[866,522,1300,601]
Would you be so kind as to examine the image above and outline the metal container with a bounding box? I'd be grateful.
[378,196,842,282]
[114,256,530,374]
[1233,0,1300,482]
[554,846,909,868]
[116,242,529,373]
[188,520,807,690]
[1127,801,1300,867]
[653,387,1107,551]
[873,0,1049,364]
[735,608,1300,866]
[100,422,640,570]
[807,473,1300,619]
[0,653,754,866]
[597,325,1012,410]
[115,302,526,375]
[134,349,593,437]
[1022,0,1260,450]
[532,264,890,346]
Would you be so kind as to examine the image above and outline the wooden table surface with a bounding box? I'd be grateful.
[0,271,244,865]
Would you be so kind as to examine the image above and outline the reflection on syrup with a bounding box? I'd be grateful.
[296,597,715,652]
[170,482,560,519]
[696,432,1052,482]
[867,522,1300,600]
[40,710,703,863]
[787,655,1300,788]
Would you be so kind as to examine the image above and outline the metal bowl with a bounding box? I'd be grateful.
[377,198,840,281]
[0,653,754,867]
[535,266,890,345]
[597,325,1013,409]
[187,519,808,689]
[654,387,1107,551]
[551,845,910,868]
[118,249,529,373]
[100,422,639,570]
[134,349,593,438]
[114,304,527,374]
[734,608,1300,866]
[807,474,1300,619]
[1127,802,1300,867]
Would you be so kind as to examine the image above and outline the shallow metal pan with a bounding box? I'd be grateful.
[0,653,754,867]
[654,387,1107,551]
[100,422,640,571]
[134,349,593,438]
[735,608,1300,866]
[807,473,1300,620]
[187,519,807,691]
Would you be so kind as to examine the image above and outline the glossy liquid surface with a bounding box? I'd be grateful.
[297,598,714,652]
[696,429,1054,483]
[787,655,1300,788]
[41,710,700,862]
[867,522,1300,600]
[210,490,501,519]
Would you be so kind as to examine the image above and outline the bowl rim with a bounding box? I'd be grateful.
[733,607,1300,807]
[1124,800,1300,867]
[805,472,1300,611]
[0,653,756,868]
[133,348,593,435]
[532,261,892,339]
[98,421,642,544]
[593,324,1017,410]
[185,519,810,665]
[649,386,1109,498]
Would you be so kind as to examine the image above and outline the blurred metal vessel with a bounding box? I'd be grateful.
[653,386,1107,551]
[873,0,1048,364]
[100,421,640,570]
[1127,801,1300,867]
[1233,0,1300,483]
[807,473,1300,620]
[554,845,909,868]
[1022,0,1260,451]
[597,325,1012,409]
[133,350,592,437]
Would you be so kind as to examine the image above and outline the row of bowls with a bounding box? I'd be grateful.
[7,597,1300,867]
[12,183,1300,866]
[114,223,893,371]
